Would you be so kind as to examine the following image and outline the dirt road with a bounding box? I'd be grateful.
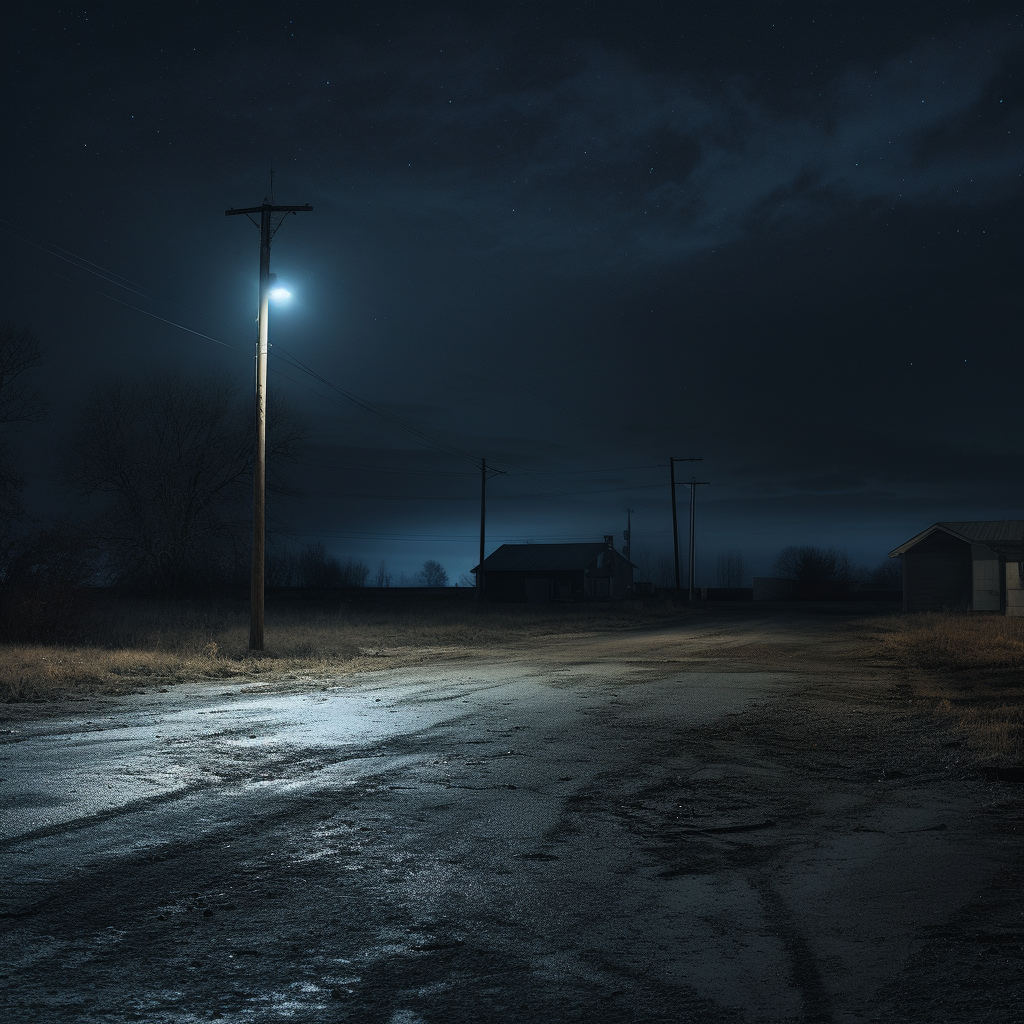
[1,611,1021,1022]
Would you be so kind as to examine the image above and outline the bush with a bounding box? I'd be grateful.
[0,524,97,640]
[771,545,854,600]
[268,542,369,588]
[867,557,902,589]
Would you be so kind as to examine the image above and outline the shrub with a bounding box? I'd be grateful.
[0,524,97,641]
[771,545,854,600]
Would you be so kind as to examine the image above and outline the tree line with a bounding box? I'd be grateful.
[0,323,453,639]
[633,545,900,594]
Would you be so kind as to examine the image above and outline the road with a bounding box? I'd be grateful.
[1,616,1021,1022]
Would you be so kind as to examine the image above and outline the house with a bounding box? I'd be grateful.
[472,535,634,602]
[888,521,1024,615]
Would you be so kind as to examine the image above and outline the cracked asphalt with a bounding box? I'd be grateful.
[1,614,1021,1022]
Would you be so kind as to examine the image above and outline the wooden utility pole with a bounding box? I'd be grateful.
[686,478,711,601]
[478,458,487,603]
[225,200,312,651]
[669,457,701,600]
[476,458,505,603]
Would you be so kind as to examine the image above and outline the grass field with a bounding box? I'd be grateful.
[0,593,688,701]
[882,612,1024,766]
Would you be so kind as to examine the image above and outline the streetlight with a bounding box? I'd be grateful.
[268,275,292,302]
[225,200,312,651]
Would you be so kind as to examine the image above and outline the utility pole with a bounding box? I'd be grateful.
[685,477,711,602]
[477,458,505,603]
[669,457,701,600]
[226,199,312,651]
[623,508,633,563]
[478,458,486,603]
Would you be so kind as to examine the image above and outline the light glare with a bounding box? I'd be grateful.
[269,286,292,302]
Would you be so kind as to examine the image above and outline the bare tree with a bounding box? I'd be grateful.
[0,323,45,522]
[70,370,307,592]
[419,559,449,587]
[654,553,676,588]
[374,560,393,588]
[772,545,854,599]
[716,550,750,588]
[631,546,654,584]
[266,541,300,586]
[295,542,369,587]
[868,557,902,589]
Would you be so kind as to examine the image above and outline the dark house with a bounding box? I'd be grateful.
[888,520,1024,615]
[472,536,634,602]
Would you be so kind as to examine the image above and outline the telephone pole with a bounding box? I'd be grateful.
[477,458,505,603]
[669,457,701,600]
[478,458,487,603]
[226,199,312,651]
[623,508,633,563]
[685,477,711,601]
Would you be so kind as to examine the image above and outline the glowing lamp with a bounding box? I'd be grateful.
[267,272,292,302]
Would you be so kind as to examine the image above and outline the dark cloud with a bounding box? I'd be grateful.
[293,20,1023,265]
[3,4,1023,580]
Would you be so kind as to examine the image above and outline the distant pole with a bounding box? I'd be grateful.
[688,479,696,601]
[623,508,633,563]
[670,460,680,597]
[686,477,711,601]
[669,457,701,601]
[476,458,505,603]
[226,199,312,651]
[478,458,486,603]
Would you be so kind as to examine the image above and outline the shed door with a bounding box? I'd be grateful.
[972,547,1001,612]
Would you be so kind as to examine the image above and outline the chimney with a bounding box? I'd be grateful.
[604,535,615,550]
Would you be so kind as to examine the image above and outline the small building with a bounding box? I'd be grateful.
[472,536,634,602]
[888,521,1024,614]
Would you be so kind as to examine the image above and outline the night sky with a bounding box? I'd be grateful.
[4,2,1022,584]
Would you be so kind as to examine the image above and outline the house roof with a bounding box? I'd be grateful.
[889,521,1024,558]
[473,542,628,572]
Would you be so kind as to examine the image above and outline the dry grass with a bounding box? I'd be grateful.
[882,612,1024,765]
[0,594,688,702]
[883,612,1024,679]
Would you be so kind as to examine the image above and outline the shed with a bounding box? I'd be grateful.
[472,535,634,602]
[888,521,1024,614]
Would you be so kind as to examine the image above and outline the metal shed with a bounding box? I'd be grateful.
[888,521,1024,614]
[472,536,634,602]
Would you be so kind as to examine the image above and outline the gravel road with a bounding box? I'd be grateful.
[2,613,1021,1022]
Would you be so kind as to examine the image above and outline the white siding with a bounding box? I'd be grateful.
[1006,562,1024,617]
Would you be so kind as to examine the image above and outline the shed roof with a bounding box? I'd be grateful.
[889,521,1024,558]
[474,542,622,572]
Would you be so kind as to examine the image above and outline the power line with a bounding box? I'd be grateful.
[0,219,651,469]
[272,345,479,463]
[286,529,630,542]
[0,246,242,351]
[1,220,668,513]
[522,465,663,475]
[1,221,486,465]
[0,218,248,340]
[0,229,482,462]
[294,460,477,477]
